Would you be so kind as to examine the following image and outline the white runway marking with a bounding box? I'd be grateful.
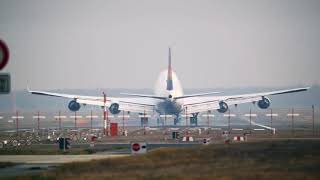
[242,117,275,134]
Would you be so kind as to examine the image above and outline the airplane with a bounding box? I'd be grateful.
[28,48,309,125]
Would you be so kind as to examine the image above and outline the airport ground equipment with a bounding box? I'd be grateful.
[110,123,118,136]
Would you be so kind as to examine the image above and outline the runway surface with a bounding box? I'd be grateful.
[0,154,128,164]
[0,154,128,178]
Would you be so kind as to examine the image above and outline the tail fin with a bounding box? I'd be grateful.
[166,48,173,91]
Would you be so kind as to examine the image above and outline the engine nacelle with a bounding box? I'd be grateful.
[257,97,271,109]
[217,101,228,113]
[68,100,81,112]
[109,103,121,114]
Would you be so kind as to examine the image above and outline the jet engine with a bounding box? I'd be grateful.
[109,103,121,114]
[257,97,270,109]
[68,100,81,112]
[217,101,228,113]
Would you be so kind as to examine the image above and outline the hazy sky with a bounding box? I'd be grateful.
[0,0,319,90]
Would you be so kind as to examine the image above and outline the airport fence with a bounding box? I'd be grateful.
[0,106,319,136]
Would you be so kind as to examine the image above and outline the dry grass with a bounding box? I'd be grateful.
[8,140,320,180]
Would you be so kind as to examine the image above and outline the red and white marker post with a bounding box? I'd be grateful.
[103,92,109,136]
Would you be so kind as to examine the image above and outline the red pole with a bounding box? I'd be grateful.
[90,110,93,133]
[103,107,107,135]
[185,107,188,137]
[122,111,125,136]
[103,92,108,136]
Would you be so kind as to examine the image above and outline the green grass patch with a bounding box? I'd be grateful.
[0,162,19,168]
[0,147,94,155]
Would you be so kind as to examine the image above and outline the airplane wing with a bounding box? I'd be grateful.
[28,89,159,114]
[179,87,310,114]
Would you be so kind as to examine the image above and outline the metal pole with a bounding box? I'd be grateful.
[270,108,273,134]
[107,103,109,136]
[59,111,61,131]
[312,105,315,136]
[16,110,18,137]
[207,111,209,127]
[164,112,167,126]
[103,92,108,136]
[291,108,294,136]
[185,107,188,128]
[212,111,214,128]
[37,111,40,131]
[143,108,146,135]
[185,107,188,136]
[90,110,93,133]
[228,109,231,132]
[74,111,77,130]
[122,111,125,136]
[249,108,252,134]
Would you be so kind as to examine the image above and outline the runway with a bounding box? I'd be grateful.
[0,154,128,164]
[0,154,128,178]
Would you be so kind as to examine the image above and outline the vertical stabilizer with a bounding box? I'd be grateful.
[166,48,173,91]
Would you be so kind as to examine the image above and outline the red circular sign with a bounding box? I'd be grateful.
[132,143,140,151]
[0,39,9,70]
